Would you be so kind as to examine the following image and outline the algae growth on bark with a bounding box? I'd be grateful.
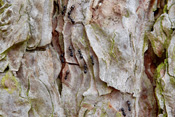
[0,0,175,116]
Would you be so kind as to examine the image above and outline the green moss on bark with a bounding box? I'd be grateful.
[1,71,19,94]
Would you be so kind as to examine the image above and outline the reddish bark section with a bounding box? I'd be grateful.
[143,41,166,116]
[144,43,157,83]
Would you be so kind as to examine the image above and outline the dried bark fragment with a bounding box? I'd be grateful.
[0,0,29,54]
[7,42,27,71]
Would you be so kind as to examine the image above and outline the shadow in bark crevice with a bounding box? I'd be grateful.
[144,41,166,84]
[144,40,166,116]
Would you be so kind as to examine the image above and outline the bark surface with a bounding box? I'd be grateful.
[0,0,175,117]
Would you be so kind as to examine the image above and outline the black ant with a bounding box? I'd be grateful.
[64,70,69,80]
[68,14,75,24]
[127,100,131,111]
[69,46,73,57]
[70,51,73,57]
[68,5,75,24]
[78,49,83,59]
[69,46,72,50]
[90,55,94,65]
[121,108,126,116]
[62,6,66,15]
[84,64,87,74]
[70,18,75,24]
[69,5,75,15]
[70,5,75,11]
[84,69,87,74]
[60,54,64,63]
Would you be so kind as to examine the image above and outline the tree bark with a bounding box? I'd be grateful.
[0,0,174,117]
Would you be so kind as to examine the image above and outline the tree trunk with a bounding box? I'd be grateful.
[0,0,174,116]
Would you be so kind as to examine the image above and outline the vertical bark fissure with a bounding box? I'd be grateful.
[144,0,168,115]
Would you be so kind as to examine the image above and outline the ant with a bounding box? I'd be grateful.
[62,6,66,15]
[68,5,75,24]
[84,64,87,74]
[90,55,94,65]
[127,100,131,111]
[69,46,73,57]
[64,70,69,80]
[60,54,64,63]
[70,5,75,11]
[121,108,126,116]
[78,49,83,59]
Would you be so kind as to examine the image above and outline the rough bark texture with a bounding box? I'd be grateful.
[0,0,175,117]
